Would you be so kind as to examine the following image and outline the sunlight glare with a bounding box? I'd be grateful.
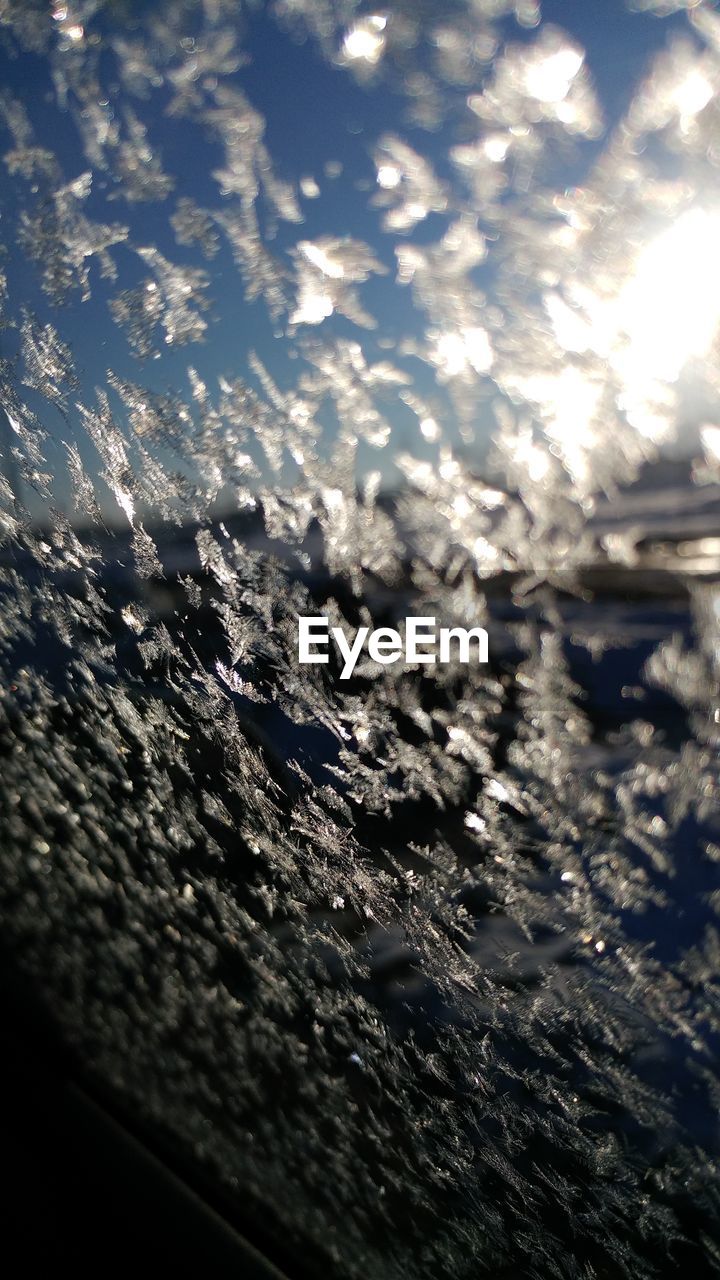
[617,208,720,385]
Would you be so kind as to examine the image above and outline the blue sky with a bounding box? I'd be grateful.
[0,1,704,516]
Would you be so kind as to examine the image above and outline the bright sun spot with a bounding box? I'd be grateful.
[617,208,720,385]
[542,207,720,451]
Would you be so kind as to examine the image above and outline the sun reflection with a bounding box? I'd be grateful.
[540,207,720,451]
[617,208,720,384]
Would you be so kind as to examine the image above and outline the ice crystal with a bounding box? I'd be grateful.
[171,197,221,259]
